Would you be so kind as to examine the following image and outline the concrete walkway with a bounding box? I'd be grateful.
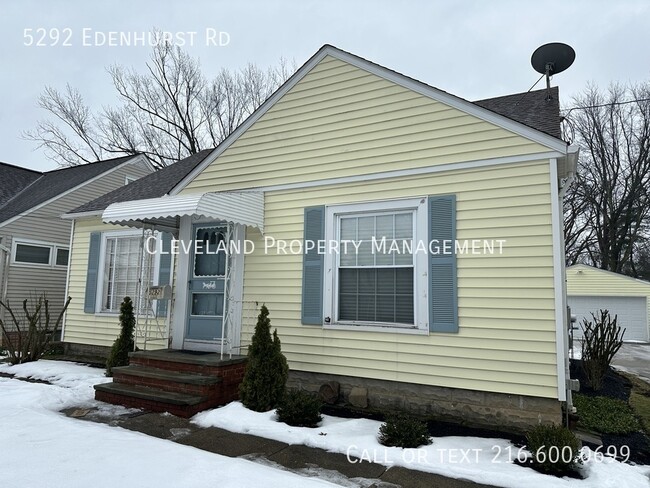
[612,343,650,383]
[66,407,498,488]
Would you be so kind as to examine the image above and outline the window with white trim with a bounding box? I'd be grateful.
[324,198,429,331]
[11,239,69,268]
[99,233,156,314]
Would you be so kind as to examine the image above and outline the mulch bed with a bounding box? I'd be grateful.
[570,359,632,400]
[570,359,650,464]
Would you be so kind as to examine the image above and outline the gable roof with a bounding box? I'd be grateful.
[568,264,650,288]
[169,44,569,195]
[67,149,214,215]
[0,162,41,208]
[0,155,140,225]
[474,87,561,139]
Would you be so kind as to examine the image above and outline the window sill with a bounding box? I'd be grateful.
[323,323,429,335]
[10,262,63,269]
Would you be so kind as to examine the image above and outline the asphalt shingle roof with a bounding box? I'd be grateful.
[0,155,137,224]
[473,87,561,139]
[69,149,214,214]
[0,162,41,208]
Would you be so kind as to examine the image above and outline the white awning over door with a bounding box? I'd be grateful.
[102,191,264,233]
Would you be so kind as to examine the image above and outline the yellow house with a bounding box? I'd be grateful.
[567,264,650,342]
[62,45,579,429]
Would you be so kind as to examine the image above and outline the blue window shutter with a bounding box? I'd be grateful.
[157,232,172,317]
[301,206,325,325]
[84,232,102,313]
[428,195,458,333]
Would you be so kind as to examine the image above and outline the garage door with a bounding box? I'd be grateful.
[568,296,648,342]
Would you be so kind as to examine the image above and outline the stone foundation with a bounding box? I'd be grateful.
[62,342,111,359]
[288,371,562,433]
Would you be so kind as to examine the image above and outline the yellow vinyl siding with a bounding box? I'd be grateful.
[63,218,166,349]
[183,56,551,193]
[567,264,650,333]
[234,160,558,399]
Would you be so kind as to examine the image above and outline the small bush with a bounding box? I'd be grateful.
[239,305,289,412]
[526,424,580,474]
[581,310,624,391]
[106,297,136,376]
[574,393,641,434]
[378,414,432,448]
[276,389,323,427]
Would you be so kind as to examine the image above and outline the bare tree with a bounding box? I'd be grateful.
[25,41,294,169]
[564,82,650,275]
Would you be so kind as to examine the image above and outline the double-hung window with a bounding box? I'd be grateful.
[98,232,156,314]
[324,198,429,332]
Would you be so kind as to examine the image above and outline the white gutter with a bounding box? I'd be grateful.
[0,243,9,324]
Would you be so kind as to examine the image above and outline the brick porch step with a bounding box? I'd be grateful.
[112,365,223,397]
[128,349,247,376]
[94,349,247,417]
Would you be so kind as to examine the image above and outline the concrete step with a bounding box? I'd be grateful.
[112,365,222,397]
[95,382,207,406]
[94,382,216,418]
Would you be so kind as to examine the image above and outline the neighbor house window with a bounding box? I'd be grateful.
[55,248,70,267]
[323,198,429,331]
[12,239,69,268]
[99,233,155,313]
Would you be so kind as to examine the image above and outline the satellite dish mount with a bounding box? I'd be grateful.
[531,42,575,100]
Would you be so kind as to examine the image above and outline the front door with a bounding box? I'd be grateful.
[186,224,227,343]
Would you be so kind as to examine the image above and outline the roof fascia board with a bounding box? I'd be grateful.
[170,45,567,195]
[0,155,144,228]
[61,210,104,220]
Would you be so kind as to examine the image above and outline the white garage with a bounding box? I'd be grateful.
[567,265,650,343]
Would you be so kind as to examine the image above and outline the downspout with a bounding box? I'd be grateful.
[558,144,580,424]
[0,242,9,329]
[60,219,75,343]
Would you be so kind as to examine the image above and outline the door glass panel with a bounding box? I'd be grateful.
[191,293,223,316]
[194,227,226,276]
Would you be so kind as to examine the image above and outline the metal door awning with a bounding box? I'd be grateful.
[102,191,264,233]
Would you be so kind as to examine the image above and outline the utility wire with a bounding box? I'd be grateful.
[562,98,650,116]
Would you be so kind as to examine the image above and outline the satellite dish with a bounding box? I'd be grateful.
[531,42,576,76]
[531,42,575,100]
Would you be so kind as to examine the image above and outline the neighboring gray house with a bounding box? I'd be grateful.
[0,155,153,336]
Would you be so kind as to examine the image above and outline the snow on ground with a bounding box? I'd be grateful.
[0,360,340,488]
[193,402,650,488]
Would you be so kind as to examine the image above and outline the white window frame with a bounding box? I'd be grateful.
[11,237,69,269]
[124,175,137,185]
[95,230,161,316]
[323,197,429,334]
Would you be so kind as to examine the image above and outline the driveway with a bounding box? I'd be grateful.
[612,343,650,384]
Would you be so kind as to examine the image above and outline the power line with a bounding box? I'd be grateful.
[562,98,650,116]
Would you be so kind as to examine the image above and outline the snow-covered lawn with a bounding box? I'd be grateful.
[2,359,649,488]
[0,360,339,488]
[193,403,650,488]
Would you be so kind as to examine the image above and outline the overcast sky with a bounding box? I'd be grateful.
[2,0,649,171]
